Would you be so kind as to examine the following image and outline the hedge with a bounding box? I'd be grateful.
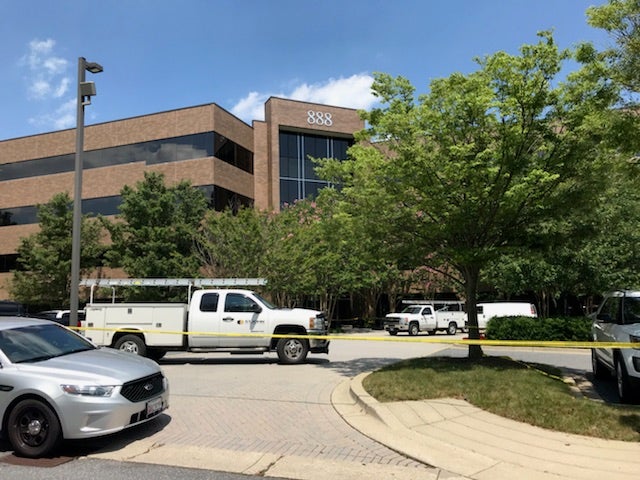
[485,316,592,342]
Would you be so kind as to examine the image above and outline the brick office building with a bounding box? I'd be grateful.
[0,97,363,298]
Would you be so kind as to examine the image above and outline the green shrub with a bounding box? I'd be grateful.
[485,316,592,342]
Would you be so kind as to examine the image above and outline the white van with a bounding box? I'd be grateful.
[475,302,537,329]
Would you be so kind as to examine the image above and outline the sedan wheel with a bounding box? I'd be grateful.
[7,399,61,458]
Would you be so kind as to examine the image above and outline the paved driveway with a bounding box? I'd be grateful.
[85,331,458,479]
[1,332,593,480]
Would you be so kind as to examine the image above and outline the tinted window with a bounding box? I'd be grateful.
[623,297,640,325]
[599,297,620,323]
[279,131,353,206]
[199,293,219,312]
[224,294,259,313]
[214,134,253,173]
[0,323,94,363]
[0,133,215,182]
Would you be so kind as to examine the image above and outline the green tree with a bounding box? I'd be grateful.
[587,0,640,93]
[322,33,622,358]
[197,206,269,278]
[10,192,104,308]
[104,172,207,299]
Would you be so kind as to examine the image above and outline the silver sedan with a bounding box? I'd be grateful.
[0,317,169,457]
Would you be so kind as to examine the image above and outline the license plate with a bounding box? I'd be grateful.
[146,397,163,417]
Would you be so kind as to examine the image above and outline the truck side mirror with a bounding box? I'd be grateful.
[252,304,262,314]
[596,313,611,322]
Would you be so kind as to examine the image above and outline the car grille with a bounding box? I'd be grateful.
[120,373,165,402]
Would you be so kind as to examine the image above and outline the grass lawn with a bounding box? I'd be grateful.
[362,356,640,442]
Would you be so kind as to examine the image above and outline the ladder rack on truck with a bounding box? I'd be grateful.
[80,278,267,304]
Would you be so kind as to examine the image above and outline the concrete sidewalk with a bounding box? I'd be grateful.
[331,372,640,480]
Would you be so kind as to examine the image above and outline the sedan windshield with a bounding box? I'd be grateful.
[0,323,95,363]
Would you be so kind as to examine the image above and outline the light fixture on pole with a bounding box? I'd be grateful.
[70,57,103,328]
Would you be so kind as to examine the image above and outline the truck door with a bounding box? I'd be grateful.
[421,306,436,329]
[189,292,221,347]
[219,292,268,347]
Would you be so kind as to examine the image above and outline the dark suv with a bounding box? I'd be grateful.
[591,291,640,403]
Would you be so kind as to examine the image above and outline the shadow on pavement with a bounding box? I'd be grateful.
[0,413,171,462]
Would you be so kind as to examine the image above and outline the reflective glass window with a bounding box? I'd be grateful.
[0,206,37,225]
[214,134,253,173]
[0,254,18,273]
[278,131,352,207]
[0,133,215,181]
[82,196,121,216]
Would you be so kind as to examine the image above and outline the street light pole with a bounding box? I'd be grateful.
[70,57,102,328]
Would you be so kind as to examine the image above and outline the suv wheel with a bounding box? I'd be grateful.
[615,357,634,404]
[591,349,608,380]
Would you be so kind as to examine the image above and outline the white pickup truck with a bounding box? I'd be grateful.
[81,279,329,364]
[384,301,467,336]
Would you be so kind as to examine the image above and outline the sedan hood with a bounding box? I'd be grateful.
[15,347,160,385]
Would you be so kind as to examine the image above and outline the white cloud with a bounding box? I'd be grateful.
[19,38,75,131]
[29,98,76,131]
[21,38,71,100]
[231,73,376,123]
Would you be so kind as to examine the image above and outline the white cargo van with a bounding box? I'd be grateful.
[475,302,537,329]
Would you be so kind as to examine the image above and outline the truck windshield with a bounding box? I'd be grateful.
[253,293,276,310]
[402,306,423,314]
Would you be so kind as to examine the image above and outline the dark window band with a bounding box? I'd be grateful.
[0,132,254,181]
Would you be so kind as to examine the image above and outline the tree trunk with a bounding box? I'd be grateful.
[462,265,483,360]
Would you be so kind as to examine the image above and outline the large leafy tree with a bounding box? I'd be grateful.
[10,192,104,308]
[587,0,640,93]
[197,206,269,279]
[104,172,207,299]
[321,33,622,358]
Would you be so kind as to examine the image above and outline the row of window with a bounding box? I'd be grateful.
[278,131,351,206]
[0,184,253,272]
[0,184,252,229]
[0,132,254,183]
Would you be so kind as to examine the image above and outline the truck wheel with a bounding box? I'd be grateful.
[114,334,147,357]
[408,323,419,336]
[388,330,398,336]
[276,337,309,364]
[148,349,167,361]
[7,399,61,458]
[447,322,457,335]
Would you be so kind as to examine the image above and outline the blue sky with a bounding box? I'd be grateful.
[0,0,610,141]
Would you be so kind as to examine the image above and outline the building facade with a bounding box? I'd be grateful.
[0,97,363,299]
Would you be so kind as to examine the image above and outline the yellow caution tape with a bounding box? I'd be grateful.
[69,326,640,349]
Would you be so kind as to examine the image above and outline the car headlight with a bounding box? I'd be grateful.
[61,385,115,397]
